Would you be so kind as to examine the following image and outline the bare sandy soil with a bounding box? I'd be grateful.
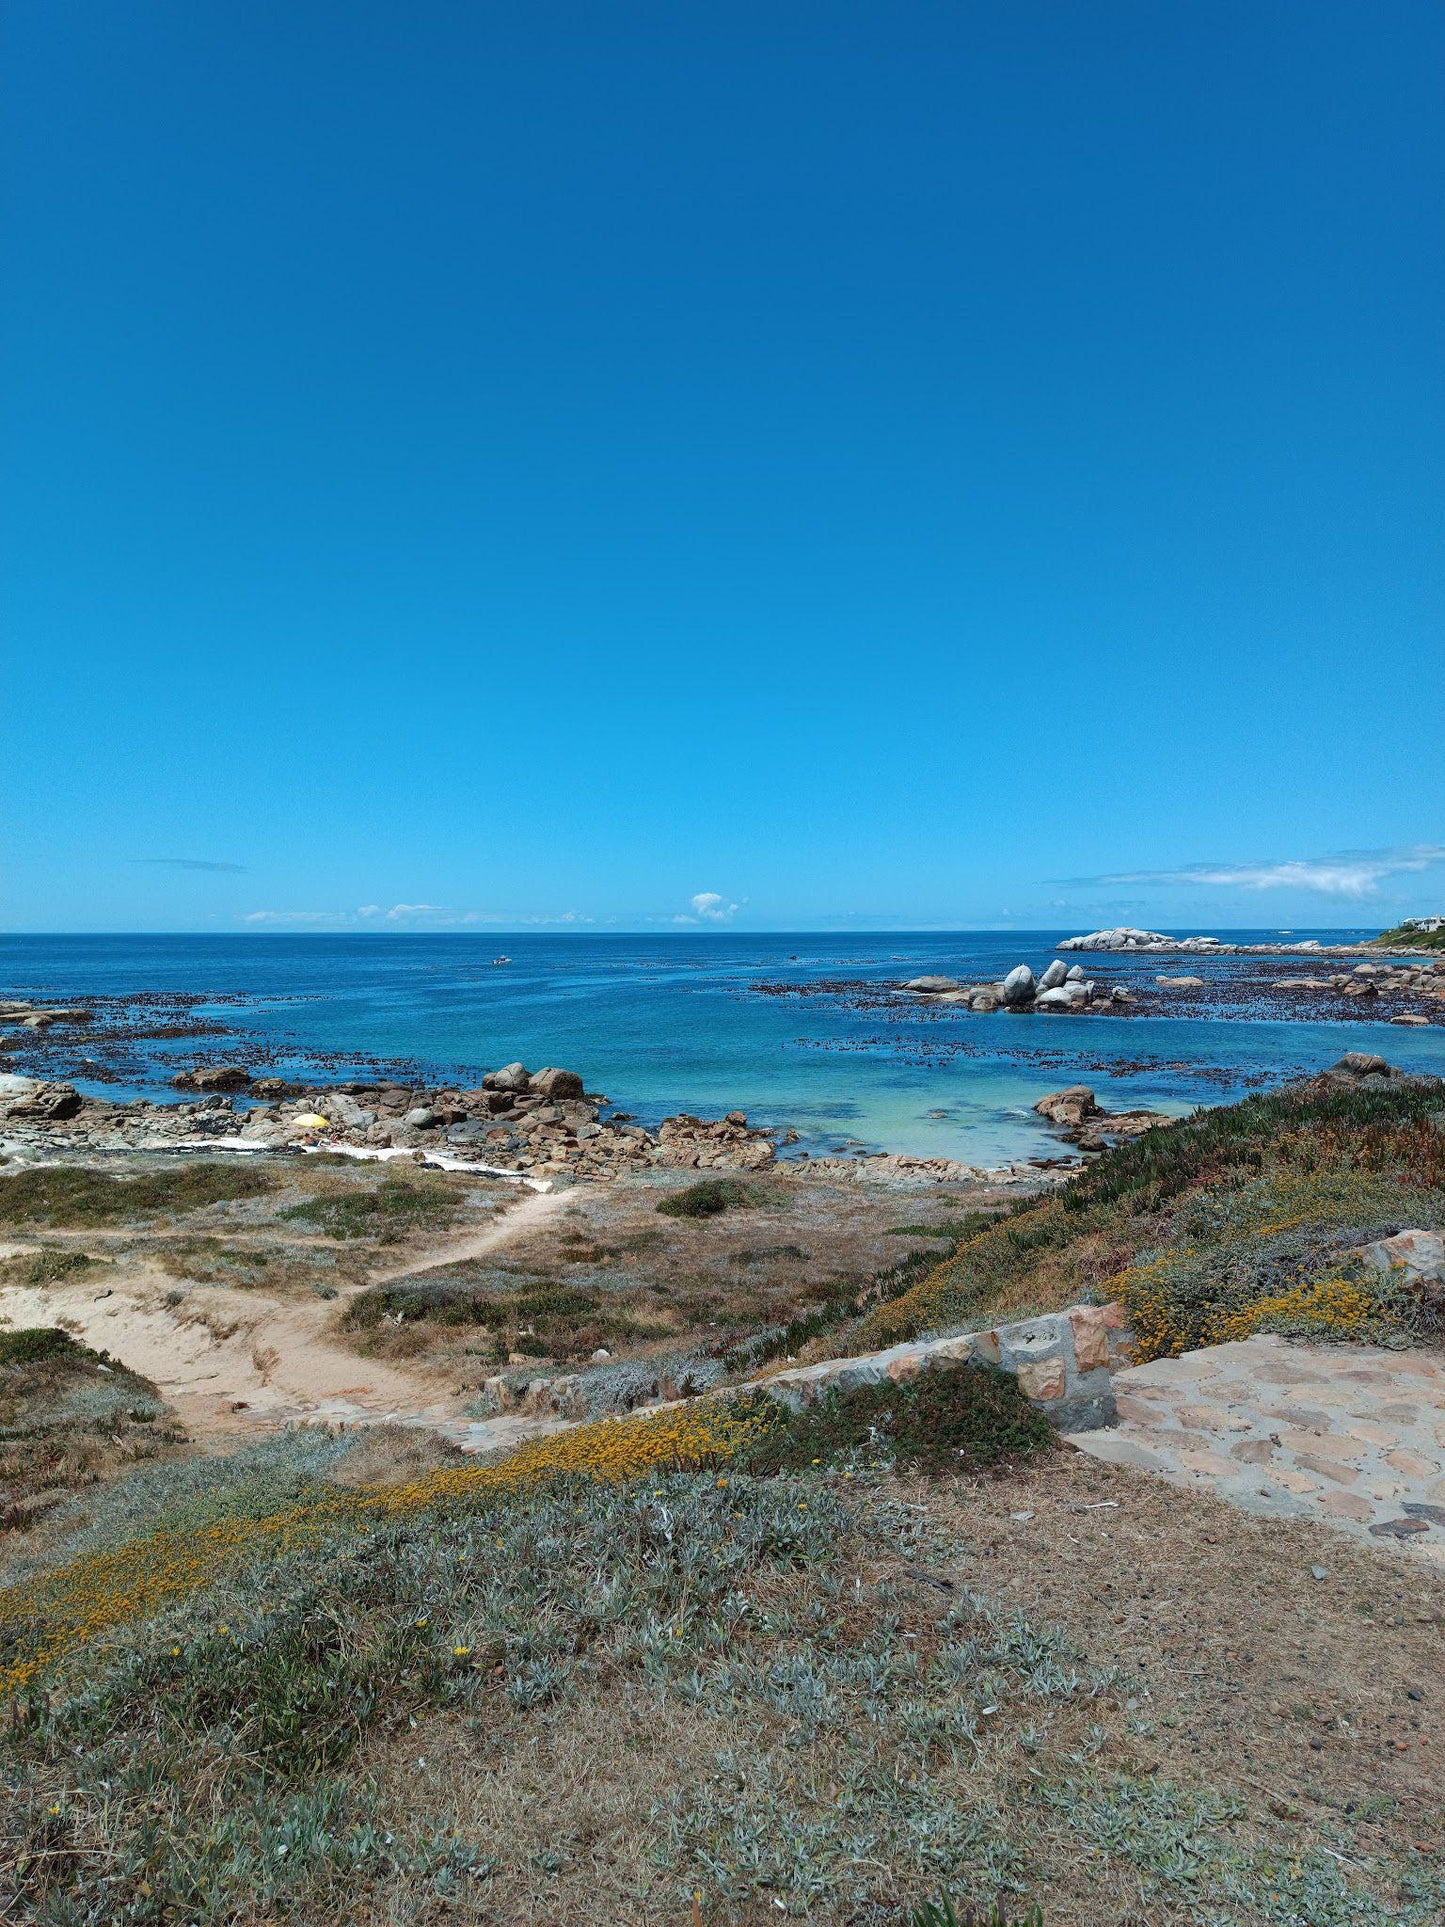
[0,1153,1007,1444]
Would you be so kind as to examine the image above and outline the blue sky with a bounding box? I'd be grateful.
[3,1,1441,934]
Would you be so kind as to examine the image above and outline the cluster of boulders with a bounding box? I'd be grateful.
[221,1062,778,1178]
[654,1112,777,1171]
[1032,1085,1170,1151]
[1059,928,1227,954]
[1060,927,1444,960]
[0,1058,780,1183]
[903,959,1132,1014]
[1274,959,1445,1026]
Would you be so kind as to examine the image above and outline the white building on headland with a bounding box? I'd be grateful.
[1400,916,1445,933]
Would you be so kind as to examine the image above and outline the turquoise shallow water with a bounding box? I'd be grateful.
[3,931,1443,1168]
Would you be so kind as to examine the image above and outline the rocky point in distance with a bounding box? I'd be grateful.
[901,956,1131,1013]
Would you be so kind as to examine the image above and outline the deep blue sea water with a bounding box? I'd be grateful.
[4,931,1444,1168]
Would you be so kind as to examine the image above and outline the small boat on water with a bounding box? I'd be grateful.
[492,955,511,965]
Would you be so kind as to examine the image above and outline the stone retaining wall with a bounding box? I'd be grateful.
[755,1301,1130,1433]
[487,1301,1131,1433]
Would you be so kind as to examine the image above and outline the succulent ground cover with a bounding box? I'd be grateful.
[848,1081,1445,1361]
[2,1391,1441,1925]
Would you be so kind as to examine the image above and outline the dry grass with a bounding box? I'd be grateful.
[356,1450,1445,1926]
[324,1423,466,1490]
[351,1173,1008,1376]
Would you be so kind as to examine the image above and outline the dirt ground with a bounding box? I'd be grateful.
[360,1446,1444,1926]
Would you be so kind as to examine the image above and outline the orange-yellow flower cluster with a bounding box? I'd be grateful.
[0,1396,778,1697]
[1118,1258,1397,1363]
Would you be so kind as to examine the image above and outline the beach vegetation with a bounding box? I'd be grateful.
[278,1171,459,1241]
[656,1176,777,1218]
[735,1363,1056,1477]
[854,1080,1445,1358]
[1,1331,182,1548]
[0,1160,275,1227]
[0,1246,99,1287]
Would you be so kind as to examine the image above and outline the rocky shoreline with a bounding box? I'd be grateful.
[891,946,1445,1028]
[0,1058,789,1182]
[1058,923,1445,959]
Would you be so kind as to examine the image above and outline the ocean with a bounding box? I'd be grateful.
[4,931,1443,1168]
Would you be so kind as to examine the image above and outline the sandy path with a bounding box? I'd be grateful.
[369,1186,570,1281]
[0,1187,574,1444]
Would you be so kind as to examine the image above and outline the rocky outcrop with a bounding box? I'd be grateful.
[0,1056,785,1185]
[903,957,1114,1015]
[173,1065,252,1092]
[0,1003,93,1029]
[1060,928,1198,953]
[0,1076,83,1120]
[1034,1086,1100,1128]
[1033,1085,1170,1150]
[655,1111,776,1171]
[1310,1053,1443,1092]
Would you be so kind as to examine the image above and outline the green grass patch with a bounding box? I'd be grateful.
[656,1177,775,1219]
[279,1175,459,1242]
[912,1900,1045,1927]
[735,1364,1056,1478]
[0,1162,275,1228]
[885,1215,998,1241]
[1375,922,1445,951]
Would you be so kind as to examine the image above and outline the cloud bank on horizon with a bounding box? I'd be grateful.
[1085,846,1445,900]
[229,853,1445,932]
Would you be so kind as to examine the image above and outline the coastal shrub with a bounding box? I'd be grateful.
[858,1081,1445,1353]
[735,1364,1055,1478]
[886,1215,997,1241]
[0,1160,274,1227]
[279,1174,458,1241]
[0,1325,78,1368]
[345,1277,511,1329]
[342,1274,667,1366]
[656,1176,774,1219]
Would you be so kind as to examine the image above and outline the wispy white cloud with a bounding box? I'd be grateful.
[242,910,344,926]
[1081,846,1445,900]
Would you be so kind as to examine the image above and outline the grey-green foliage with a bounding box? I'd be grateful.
[1046,1774,1445,1926]
[6,1472,847,1924]
[4,1427,357,1578]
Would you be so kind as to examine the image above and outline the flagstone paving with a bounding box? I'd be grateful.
[1071,1334,1445,1564]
